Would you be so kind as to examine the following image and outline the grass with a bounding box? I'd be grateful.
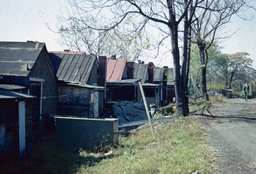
[0,117,217,174]
[208,94,227,103]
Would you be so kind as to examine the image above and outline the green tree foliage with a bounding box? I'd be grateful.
[56,0,254,115]
[208,51,253,92]
[191,0,250,99]
[190,43,224,93]
[226,52,253,88]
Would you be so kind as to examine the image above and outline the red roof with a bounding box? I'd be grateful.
[106,59,127,81]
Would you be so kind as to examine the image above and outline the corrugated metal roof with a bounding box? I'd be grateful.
[0,89,34,99]
[133,63,148,83]
[0,41,45,76]
[106,59,127,81]
[153,67,164,82]
[48,52,97,83]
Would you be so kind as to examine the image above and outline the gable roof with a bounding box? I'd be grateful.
[0,41,45,76]
[106,59,127,81]
[133,63,148,83]
[48,52,97,83]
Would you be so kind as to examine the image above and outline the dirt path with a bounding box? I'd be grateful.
[199,99,256,174]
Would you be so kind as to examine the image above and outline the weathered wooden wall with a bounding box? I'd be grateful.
[58,85,91,117]
[0,100,18,161]
[29,48,57,115]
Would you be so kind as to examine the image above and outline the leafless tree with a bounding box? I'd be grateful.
[58,12,150,60]
[57,0,207,116]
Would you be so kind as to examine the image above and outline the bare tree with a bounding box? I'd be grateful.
[191,0,251,100]
[56,0,205,116]
[57,6,150,60]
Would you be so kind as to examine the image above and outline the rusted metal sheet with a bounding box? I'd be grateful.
[106,59,127,81]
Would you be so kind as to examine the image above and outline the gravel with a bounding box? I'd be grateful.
[199,99,256,174]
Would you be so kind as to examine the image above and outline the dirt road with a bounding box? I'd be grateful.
[200,99,256,174]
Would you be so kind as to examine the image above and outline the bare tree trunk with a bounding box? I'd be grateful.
[198,43,208,99]
[170,25,184,115]
[181,18,190,116]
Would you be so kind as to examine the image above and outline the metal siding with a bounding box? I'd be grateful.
[55,117,118,151]
[133,64,148,83]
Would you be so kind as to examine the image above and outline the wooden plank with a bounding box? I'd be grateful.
[138,81,155,139]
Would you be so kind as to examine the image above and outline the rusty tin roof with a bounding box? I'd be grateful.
[106,59,127,81]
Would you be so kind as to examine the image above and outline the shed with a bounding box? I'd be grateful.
[106,59,140,102]
[48,52,106,117]
[106,79,141,102]
[58,82,104,117]
[0,41,57,134]
[0,89,34,161]
[127,61,162,106]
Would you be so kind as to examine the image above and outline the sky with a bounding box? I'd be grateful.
[1,0,256,68]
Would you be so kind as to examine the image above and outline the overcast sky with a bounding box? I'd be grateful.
[1,0,256,68]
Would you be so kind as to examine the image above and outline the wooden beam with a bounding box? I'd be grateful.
[138,81,155,139]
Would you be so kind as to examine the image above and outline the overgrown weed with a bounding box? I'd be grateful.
[0,118,217,174]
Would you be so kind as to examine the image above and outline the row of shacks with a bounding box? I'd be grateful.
[0,41,174,161]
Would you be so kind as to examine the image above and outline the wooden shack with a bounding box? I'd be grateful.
[48,52,106,118]
[0,89,34,161]
[0,41,57,134]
